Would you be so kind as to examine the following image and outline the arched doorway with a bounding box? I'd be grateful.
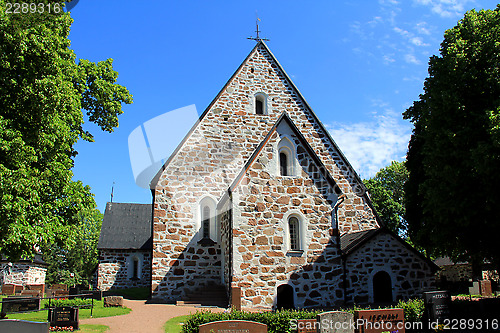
[373,271,393,303]
[276,284,295,310]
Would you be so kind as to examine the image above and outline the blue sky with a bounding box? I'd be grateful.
[68,0,499,212]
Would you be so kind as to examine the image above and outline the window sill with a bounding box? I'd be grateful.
[286,250,304,256]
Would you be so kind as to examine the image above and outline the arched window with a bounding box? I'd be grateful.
[280,152,288,176]
[202,205,211,239]
[288,216,300,251]
[132,257,139,280]
[255,93,267,115]
[277,137,295,177]
[199,196,217,243]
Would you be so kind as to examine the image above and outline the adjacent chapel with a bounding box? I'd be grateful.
[97,41,437,309]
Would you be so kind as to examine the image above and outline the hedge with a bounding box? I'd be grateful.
[44,298,93,308]
[181,299,425,333]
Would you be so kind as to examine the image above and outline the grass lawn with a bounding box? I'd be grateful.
[80,324,109,332]
[5,300,130,321]
[163,315,189,333]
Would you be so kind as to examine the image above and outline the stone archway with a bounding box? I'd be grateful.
[276,284,295,310]
[373,271,393,303]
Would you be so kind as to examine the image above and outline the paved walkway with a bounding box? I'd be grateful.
[80,299,225,333]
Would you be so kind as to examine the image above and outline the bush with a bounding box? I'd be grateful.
[181,309,321,333]
[44,298,93,308]
[396,298,425,322]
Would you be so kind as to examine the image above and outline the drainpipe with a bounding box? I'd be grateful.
[333,195,347,306]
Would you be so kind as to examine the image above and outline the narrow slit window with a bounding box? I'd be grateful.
[132,257,139,279]
[280,152,288,176]
[202,206,210,239]
[289,217,300,251]
[256,99,263,115]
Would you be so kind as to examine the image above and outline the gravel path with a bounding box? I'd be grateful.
[80,299,225,333]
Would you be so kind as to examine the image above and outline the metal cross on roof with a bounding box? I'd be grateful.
[247,17,269,42]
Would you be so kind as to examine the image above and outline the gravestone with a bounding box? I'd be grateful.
[26,284,45,294]
[2,297,41,313]
[479,280,492,296]
[51,284,67,291]
[20,290,41,297]
[103,296,124,307]
[355,308,405,333]
[48,307,79,330]
[1,284,17,295]
[297,319,318,333]
[199,320,267,333]
[0,319,49,333]
[469,281,480,295]
[317,311,354,333]
[423,291,451,323]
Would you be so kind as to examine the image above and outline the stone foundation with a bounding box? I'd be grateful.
[97,249,151,291]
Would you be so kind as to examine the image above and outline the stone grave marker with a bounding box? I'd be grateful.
[26,284,45,295]
[423,290,451,323]
[1,297,41,313]
[0,319,49,333]
[48,306,79,330]
[469,281,480,295]
[51,284,67,291]
[479,280,492,296]
[199,320,267,333]
[20,290,41,297]
[297,319,318,333]
[1,284,17,295]
[355,308,405,333]
[103,296,124,307]
[317,311,354,333]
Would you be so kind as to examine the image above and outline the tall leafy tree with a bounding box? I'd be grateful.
[0,1,132,260]
[45,208,103,286]
[403,6,500,270]
[365,161,408,236]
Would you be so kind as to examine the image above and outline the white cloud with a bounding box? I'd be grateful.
[410,36,429,46]
[405,53,421,64]
[415,22,431,35]
[326,108,411,178]
[383,54,396,64]
[413,0,473,17]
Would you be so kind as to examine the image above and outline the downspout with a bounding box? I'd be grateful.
[333,195,347,306]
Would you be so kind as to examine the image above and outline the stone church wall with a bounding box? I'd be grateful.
[0,262,46,286]
[97,249,151,291]
[152,43,379,301]
[230,128,346,309]
[345,233,436,304]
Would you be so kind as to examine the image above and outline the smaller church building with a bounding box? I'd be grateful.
[97,40,437,309]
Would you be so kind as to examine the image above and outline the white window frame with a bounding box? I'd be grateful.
[198,196,218,242]
[277,136,297,177]
[283,210,307,253]
[254,92,268,115]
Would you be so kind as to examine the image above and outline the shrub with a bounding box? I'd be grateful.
[181,309,320,333]
[396,298,425,322]
[45,298,93,308]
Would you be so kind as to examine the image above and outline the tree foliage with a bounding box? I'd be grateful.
[0,1,132,260]
[403,6,500,268]
[365,161,408,235]
[45,208,103,286]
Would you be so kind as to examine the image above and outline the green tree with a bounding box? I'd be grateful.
[45,208,103,286]
[0,1,132,260]
[403,6,500,270]
[364,161,408,235]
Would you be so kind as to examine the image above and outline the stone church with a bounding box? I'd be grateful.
[97,40,437,309]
